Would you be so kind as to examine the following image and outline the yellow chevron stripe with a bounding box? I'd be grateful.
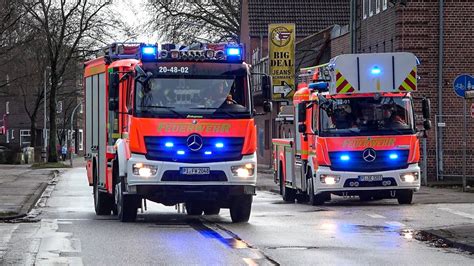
[407,72,417,86]
[341,82,353,93]
[401,82,413,91]
[336,76,344,87]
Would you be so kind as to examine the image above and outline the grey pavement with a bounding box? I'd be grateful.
[256,168,474,254]
[0,165,57,220]
[0,162,473,257]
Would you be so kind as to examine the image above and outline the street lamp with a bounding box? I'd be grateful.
[42,67,50,162]
[69,103,82,167]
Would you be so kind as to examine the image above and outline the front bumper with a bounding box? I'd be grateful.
[313,164,421,194]
[126,153,257,187]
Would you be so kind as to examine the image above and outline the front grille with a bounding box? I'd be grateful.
[329,150,409,172]
[343,177,398,187]
[144,136,244,163]
[161,170,228,182]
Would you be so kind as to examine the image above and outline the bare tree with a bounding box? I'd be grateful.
[23,0,111,162]
[148,0,240,43]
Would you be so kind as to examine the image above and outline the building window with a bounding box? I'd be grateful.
[376,0,380,13]
[363,0,368,19]
[78,129,83,151]
[20,129,30,147]
[383,0,388,11]
[369,0,374,17]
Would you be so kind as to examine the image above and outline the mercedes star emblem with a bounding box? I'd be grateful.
[186,134,203,151]
[362,148,376,162]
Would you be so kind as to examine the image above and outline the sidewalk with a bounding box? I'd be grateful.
[0,165,57,220]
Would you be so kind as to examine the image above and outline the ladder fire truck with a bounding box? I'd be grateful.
[83,42,270,222]
[271,52,431,205]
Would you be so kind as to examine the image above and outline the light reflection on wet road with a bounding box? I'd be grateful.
[1,167,472,265]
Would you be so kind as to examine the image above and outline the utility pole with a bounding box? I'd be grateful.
[69,103,82,167]
[42,68,49,162]
[350,0,357,53]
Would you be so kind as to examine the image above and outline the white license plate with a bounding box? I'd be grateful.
[180,167,210,175]
[358,175,383,182]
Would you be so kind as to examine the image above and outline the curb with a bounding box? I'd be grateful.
[420,229,474,254]
[0,170,58,221]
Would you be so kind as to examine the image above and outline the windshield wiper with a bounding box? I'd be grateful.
[138,105,185,118]
[189,107,237,118]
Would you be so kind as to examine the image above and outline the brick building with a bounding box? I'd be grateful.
[0,47,84,162]
[332,0,474,182]
[240,0,350,167]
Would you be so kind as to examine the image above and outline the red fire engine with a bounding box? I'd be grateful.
[83,42,271,222]
[272,52,431,205]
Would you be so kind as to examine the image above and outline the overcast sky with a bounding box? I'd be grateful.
[111,0,158,43]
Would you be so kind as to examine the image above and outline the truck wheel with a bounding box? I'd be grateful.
[93,167,113,215]
[203,203,220,215]
[296,194,309,203]
[185,202,203,215]
[307,178,325,206]
[279,167,296,202]
[116,181,138,222]
[397,190,414,205]
[230,195,252,223]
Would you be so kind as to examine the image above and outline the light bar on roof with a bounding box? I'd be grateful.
[142,46,157,55]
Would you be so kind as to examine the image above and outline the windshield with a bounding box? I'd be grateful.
[320,96,415,136]
[135,76,250,118]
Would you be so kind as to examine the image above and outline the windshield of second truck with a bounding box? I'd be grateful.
[320,96,415,136]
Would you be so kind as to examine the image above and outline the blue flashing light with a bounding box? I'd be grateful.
[340,154,350,161]
[165,142,174,148]
[226,47,241,56]
[215,142,224,148]
[389,153,399,160]
[204,151,212,155]
[142,46,157,55]
[371,66,381,75]
[177,150,185,155]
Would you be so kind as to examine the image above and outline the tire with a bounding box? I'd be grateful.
[296,193,309,203]
[279,165,296,202]
[185,201,203,215]
[116,180,138,222]
[397,190,414,205]
[111,159,119,216]
[230,195,252,223]
[93,165,113,215]
[203,203,220,215]
[307,178,325,206]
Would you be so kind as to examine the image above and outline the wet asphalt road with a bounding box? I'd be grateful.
[1,167,473,265]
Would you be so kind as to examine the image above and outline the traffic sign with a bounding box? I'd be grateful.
[471,103,474,118]
[453,74,474,98]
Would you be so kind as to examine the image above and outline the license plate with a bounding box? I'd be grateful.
[180,167,210,175]
[358,175,383,182]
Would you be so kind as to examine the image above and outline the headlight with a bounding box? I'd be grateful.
[231,163,255,178]
[320,174,340,184]
[133,163,157,178]
[400,172,419,182]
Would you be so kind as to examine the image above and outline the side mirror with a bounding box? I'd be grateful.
[108,72,119,111]
[263,101,273,113]
[422,98,430,119]
[297,102,307,123]
[298,124,307,133]
[109,100,118,112]
[423,120,432,130]
[261,75,272,100]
